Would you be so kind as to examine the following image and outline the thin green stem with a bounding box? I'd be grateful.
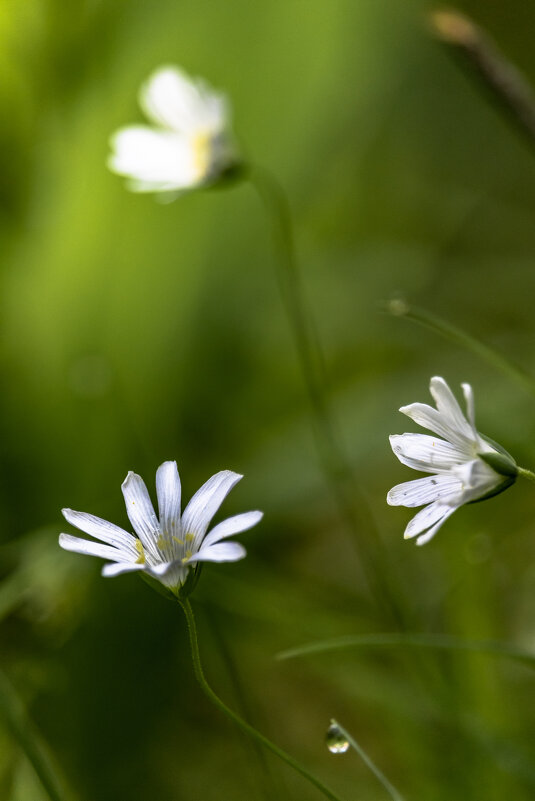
[277,631,535,669]
[179,598,347,801]
[249,166,407,628]
[330,718,404,801]
[518,466,535,482]
[384,299,535,397]
[0,667,74,801]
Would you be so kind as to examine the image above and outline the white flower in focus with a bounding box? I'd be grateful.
[108,66,237,194]
[387,376,517,545]
[59,462,262,595]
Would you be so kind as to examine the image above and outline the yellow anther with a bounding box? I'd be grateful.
[181,549,193,564]
[185,533,195,543]
[192,131,212,178]
[135,540,145,564]
[172,536,185,546]
[156,535,174,551]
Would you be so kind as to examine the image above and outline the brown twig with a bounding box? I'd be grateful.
[429,8,535,151]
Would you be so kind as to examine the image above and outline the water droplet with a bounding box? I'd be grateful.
[326,721,349,754]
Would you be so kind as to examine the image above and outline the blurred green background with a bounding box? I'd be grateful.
[1,0,535,799]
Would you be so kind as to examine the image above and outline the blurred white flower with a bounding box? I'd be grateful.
[59,462,262,595]
[108,66,238,194]
[387,376,517,545]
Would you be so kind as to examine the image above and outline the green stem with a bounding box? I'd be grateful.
[330,719,404,801]
[179,598,347,801]
[384,299,535,397]
[0,667,74,801]
[249,166,407,628]
[518,466,535,482]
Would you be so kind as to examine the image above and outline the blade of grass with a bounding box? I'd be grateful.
[277,631,535,668]
[329,718,405,801]
[383,299,535,397]
[0,668,75,801]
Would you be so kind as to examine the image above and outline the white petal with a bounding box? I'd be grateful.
[156,461,181,538]
[108,126,198,189]
[182,470,242,549]
[201,511,263,549]
[187,541,246,564]
[102,562,146,577]
[403,501,457,539]
[61,508,138,553]
[141,68,204,132]
[415,507,457,545]
[399,402,473,451]
[145,560,188,589]
[387,474,461,508]
[121,471,160,558]
[389,434,470,473]
[146,560,176,576]
[429,376,474,440]
[59,533,125,562]
[140,66,227,134]
[461,382,476,434]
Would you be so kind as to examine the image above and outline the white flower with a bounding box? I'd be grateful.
[59,462,262,594]
[108,66,237,194]
[387,376,517,545]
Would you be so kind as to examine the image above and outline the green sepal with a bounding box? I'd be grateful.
[139,572,177,602]
[479,434,517,464]
[468,475,516,504]
[139,564,203,601]
[478,450,518,478]
[208,160,249,190]
[177,564,203,600]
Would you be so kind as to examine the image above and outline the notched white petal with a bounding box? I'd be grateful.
[429,376,473,439]
[182,470,242,547]
[387,475,461,508]
[156,460,181,538]
[403,501,457,539]
[121,471,160,557]
[61,508,137,552]
[389,433,470,473]
[201,510,263,549]
[108,126,197,190]
[414,509,456,545]
[59,533,123,562]
[187,541,247,564]
[461,382,477,434]
[102,562,145,578]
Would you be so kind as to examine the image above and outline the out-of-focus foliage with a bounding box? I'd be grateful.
[1,0,535,799]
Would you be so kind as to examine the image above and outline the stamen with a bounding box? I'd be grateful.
[192,131,211,178]
[156,535,174,551]
[135,540,145,564]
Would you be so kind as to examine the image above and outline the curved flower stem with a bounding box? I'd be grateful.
[248,165,406,627]
[0,667,74,801]
[518,466,535,482]
[330,719,404,801]
[178,598,347,801]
